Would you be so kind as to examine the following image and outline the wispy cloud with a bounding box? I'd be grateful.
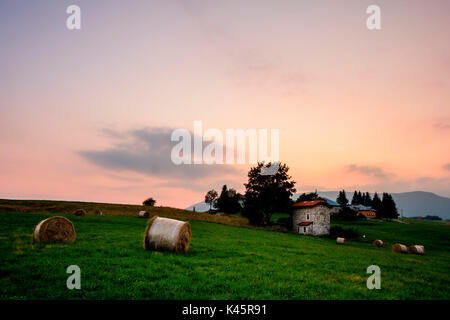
[443,163,450,171]
[79,127,241,181]
[346,164,389,179]
[434,121,450,131]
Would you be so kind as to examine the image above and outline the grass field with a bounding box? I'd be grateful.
[0,200,449,300]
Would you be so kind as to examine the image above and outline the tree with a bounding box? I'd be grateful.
[215,185,242,214]
[215,185,228,212]
[357,191,363,204]
[423,215,442,221]
[372,192,382,213]
[143,197,156,206]
[351,191,359,205]
[363,192,372,206]
[296,191,320,202]
[334,206,358,221]
[380,193,399,219]
[336,190,349,207]
[243,162,296,225]
[351,190,368,205]
[204,189,218,213]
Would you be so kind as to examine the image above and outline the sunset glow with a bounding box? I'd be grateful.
[1,0,449,208]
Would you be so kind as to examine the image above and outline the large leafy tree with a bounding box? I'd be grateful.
[243,162,296,225]
[204,189,218,213]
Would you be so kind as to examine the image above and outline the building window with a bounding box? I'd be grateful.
[304,227,306,233]
[307,214,309,220]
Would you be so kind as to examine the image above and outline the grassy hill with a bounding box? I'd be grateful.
[0,199,250,228]
[0,200,449,299]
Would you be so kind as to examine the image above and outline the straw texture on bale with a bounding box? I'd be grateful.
[373,239,383,247]
[408,245,425,255]
[336,237,346,245]
[74,209,86,216]
[392,243,408,254]
[139,211,149,218]
[144,216,191,253]
[33,216,76,243]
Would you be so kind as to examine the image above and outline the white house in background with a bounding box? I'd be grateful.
[292,200,332,236]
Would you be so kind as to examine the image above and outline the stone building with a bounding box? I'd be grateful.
[292,200,331,236]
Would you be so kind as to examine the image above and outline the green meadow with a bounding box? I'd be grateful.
[0,202,449,299]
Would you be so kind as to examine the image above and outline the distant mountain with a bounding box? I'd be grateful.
[389,191,450,219]
[185,201,216,213]
[186,191,450,219]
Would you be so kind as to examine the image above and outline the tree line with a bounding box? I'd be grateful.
[205,185,242,214]
[204,162,399,225]
[336,190,399,219]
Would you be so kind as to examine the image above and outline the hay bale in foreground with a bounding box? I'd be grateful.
[392,243,408,254]
[144,216,191,253]
[373,239,383,247]
[336,237,346,245]
[408,245,425,255]
[74,209,86,217]
[33,216,76,243]
[138,211,149,218]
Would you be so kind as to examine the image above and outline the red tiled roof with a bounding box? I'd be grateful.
[297,221,313,226]
[292,200,329,208]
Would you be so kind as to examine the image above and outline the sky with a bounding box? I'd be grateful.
[1,0,449,208]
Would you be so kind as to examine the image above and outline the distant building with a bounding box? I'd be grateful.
[292,200,331,236]
[322,197,341,215]
[349,204,377,219]
[357,210,376,218]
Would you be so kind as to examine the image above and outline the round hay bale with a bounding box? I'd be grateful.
[408,245,425,255]
[138,211,149,218]
[33,216,76,243]
[336,237,346,245]
[392,243,408,254]
[94,210,103,216]
[74,209,86,217]
[373,239,383,247]
[144,216,191,253]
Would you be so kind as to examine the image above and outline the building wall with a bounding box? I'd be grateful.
[296,224,313,235]
[358,210,376,218]
[292,205,331,235]
[330,206,340,216]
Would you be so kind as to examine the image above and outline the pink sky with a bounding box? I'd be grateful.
[1,0,449,208]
